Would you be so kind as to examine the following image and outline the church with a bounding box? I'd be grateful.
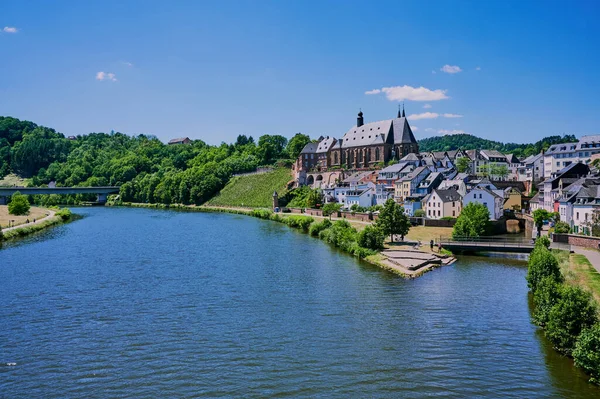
[293,108,419,184]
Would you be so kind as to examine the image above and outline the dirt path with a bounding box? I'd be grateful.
[2,209,56,232]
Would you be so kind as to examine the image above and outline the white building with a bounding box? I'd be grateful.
[543,135,600,179]
[463,187,504,220]
[425,188,462,219]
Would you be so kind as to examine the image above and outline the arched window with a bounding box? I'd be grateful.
[334,152,338,164]
[375,148,380,161]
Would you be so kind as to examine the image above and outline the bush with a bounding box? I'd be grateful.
[321,220,357,252]
[532,276,562,326]
[54,208,72,221]
[413,209,425,217]
[535,235,551,249]
[8,191,30,216]
[309,219,331,237]
[574,323,600,384]
[452,202,489,238]
[357,225,385,250]
[545,285,598,355]
[250,209,273,220]
[282,215,314,232]
[554,221,570,234]
[526,246,562,292]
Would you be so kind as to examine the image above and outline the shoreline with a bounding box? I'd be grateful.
[108,202,456,278]
[0,208,73,243]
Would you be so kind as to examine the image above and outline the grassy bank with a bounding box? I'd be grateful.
[206,168,292,208]
[554,250,600,304]
[0,205,50,229]
[1,208,72,242]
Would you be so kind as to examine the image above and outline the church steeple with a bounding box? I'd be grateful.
[402,103,406,118]
[397,105,402,118]
[357,109,364,127]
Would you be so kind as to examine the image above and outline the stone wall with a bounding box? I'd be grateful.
[423,219,456,228]
[304,208,323,217]
[553,233,600,249]
[340,212,372,222]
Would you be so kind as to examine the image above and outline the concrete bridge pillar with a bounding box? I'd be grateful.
[97,193,108,203]
[0,196,6,205]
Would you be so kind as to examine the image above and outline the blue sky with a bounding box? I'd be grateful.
[1,0,600,144]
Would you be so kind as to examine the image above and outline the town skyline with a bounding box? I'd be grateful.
[2,0,600,144]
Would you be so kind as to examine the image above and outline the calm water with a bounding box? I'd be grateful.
[1,208,599,398]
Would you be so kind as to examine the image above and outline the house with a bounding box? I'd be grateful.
[518,153,544,189]
[503,187,523,211]
[425,188,462,219]
[345,186,375,209]
[375,184,395,205]
[544,135,600,179]
[541,162,590,211]
[415,172,444,196]
[464,186,504,220]
[505,154,521,181]
[571,185,600,235]
[437,179,468,198]
[377,163,415,185]
[168,137,191,145]
[530,192,541,212]
[403,196,423,217]
[394,166,429,202]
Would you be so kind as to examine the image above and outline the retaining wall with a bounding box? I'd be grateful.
[553,233,600,249]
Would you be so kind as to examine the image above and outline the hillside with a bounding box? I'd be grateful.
[206,168,292,208]
[418,133,577,158]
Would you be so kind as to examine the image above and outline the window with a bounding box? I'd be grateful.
[452,201,455,207]
[474,193,476,198]
[438,210,441,217]
[479,194,482,199]
[428,209,431,216]
[577,212,579,220]
[453,211,455,217]
[484,202,487,207]
[305,154,308,159]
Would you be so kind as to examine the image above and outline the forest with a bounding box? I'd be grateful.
[0,116,311,205]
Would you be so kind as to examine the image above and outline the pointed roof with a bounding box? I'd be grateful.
[391,117,418,144]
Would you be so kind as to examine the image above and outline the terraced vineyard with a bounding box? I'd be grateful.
[207,168,292,208]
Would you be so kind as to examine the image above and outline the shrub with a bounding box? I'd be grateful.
[573,323,600,384]
[349,242,376,258]
[414,209,425,217]
[8,191,30,216]
[452,202,489,239]
[250,209,273,220]
[532,276,562,326]
[55,208,72,221]
[554,221,570,234]
[357,225,385,250]
[282,215,314,232]
[535,235,551,249]
[545,285,598,355]
[309,219,332,237]
[526,246,562,292]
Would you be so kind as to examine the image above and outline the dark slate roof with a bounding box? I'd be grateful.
[522,153,543,165]
[400,166,429,181]
[392,117,418,144]
[300,142,318,154]
[505,154,520,163]
[401,152,421,162]
[168,137,190,144]
[434,188,462,202]
[340,117,416,149]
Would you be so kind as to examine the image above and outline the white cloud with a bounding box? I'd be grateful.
[438,129,466,135]
[96,71,117,81]
[475,66,481,71]
[423,104,432,109]
[365,85,449,102]
[411,126,419,131]
[440,65,462,74]
[407,112,439,120]
[443,113,463,118]
[3,26,18,33]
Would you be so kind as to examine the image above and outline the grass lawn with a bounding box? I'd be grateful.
[554,249,600,304]
[207,168,292,208]
[0,205,50,229]
[406,225,453,244]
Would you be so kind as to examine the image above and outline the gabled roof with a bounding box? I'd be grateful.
[168,137,190,144]
[379,163,413,174]
[341,120,391,148]
[522,153,543,165]
[392,117,418,144]
[505,154,520,163]
[316,137,336,153]
[300,142,318,154]
[401,152,421,162]
[480,149,506,159]
[470,186,503,199]
[432,188,462,202]
[400,166,429,181]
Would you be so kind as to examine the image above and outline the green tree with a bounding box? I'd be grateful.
[375,198,410,242]
[532,276,562,326]
[546,285,598,355]
[414,209,426,217]
[456,157,470,173]
[533,209,550,237]
[285,133,311,160]
[8,191,30,215]
[307,189,322,209]
[322,202,341,219]
[573,323,600,384]
[526,245,562,292]
[358,225,385,250]
[452,202,489,239]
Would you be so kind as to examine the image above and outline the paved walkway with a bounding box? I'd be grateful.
[2,209,55,232]
[573,246,600,273]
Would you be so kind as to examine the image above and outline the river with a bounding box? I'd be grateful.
[1,207,599,398]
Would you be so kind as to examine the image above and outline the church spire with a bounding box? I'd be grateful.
[402,102,406,118]
[397,104,402,118]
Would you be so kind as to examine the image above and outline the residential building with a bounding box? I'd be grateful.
[503,187,523,211]
[415,172,444,196]
[464,186,504,220]
[425,188,462,219]
[543,135,600,179]
[168,137,191,145]
[394,166,429,201]
[541,162,590,211]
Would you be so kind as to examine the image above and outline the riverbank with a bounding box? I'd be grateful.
[109,202,456,278]
[0,207,72,242]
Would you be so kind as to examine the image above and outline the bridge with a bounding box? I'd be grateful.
[439,236,571,254]
[0,186,120,205]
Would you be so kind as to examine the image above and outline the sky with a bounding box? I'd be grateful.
[1,0,600,145]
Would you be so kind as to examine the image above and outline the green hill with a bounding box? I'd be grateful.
[207,168,292,208]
